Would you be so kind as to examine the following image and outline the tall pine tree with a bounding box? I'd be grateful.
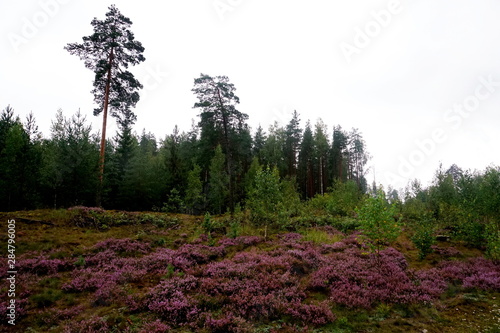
[65,5,145,205]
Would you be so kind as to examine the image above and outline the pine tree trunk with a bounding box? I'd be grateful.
[97,48,114,207]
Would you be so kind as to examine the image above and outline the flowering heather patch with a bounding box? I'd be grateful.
[309,247,446,308]
[141,247,176,272]
[316,225,344,235]
[19,256,73,275]
[68,206,107,229]
[146,275,200,325]
[62,269,120,292]
[431,245,463,258]
[278,232,303,242]
[92,238,151,254]
[138,319,172,332]
[202,312,250,333]
[284,301,336,326]
[438,257,500,290]
[173,244,226,269]
[7,221,500,332]
[218,235,264,247]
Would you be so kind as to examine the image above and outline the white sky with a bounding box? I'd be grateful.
[1,0,500,191]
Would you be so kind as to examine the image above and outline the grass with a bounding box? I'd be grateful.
[299,228,344,244]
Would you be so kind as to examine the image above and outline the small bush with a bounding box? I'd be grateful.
[68,206,107,229]
[411,217,436,260]
[356,190,401,256]
[485,221,500,260]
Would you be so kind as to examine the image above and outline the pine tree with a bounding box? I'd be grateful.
[193,74,249,213]
[65,5,145,205]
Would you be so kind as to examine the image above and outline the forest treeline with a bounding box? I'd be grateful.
[0,96,369,213]
[1,98,500,257]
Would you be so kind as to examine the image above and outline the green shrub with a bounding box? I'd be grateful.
[329,216,360,233]
[326,180,363,217]
[485,221,500,260]
[456,215,485,247]
[202,212,214,234]
[411,217,436,260]
[356,189,401,255]
[247,166,300,229]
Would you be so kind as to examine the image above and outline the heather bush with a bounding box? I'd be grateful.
[20,256,73,275]
[68,206,108,229]
[218,235,263,247]
[146,275,200,325]
[138,319,172,333]
[62,315,110,333]
[418,257,500,292]
[203,312,250,332]
[173,244,226,269]
[308,247,447,308]
[92,238,151,255]
[8,215,500,332]
[284,301,335,326]
[431,245,462,258]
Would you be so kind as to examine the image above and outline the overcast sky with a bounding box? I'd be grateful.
[1,0,500,191]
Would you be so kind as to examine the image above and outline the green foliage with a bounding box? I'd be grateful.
[162,188,185,213]
[247,166,285,227]
[280,177,302,219]
[456,215,485,247]
[202,212,214,234]
[65,5,145,118]
[208,145,229,214]
[185,164,204,214]
[485,221,500,260]
[356,189,401,255]
[410,216,436,260]
[40,110,99,208]
[329,216,360,233]
[74,255,86,267]
[228,220,241,239]
[326,180,364,216]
